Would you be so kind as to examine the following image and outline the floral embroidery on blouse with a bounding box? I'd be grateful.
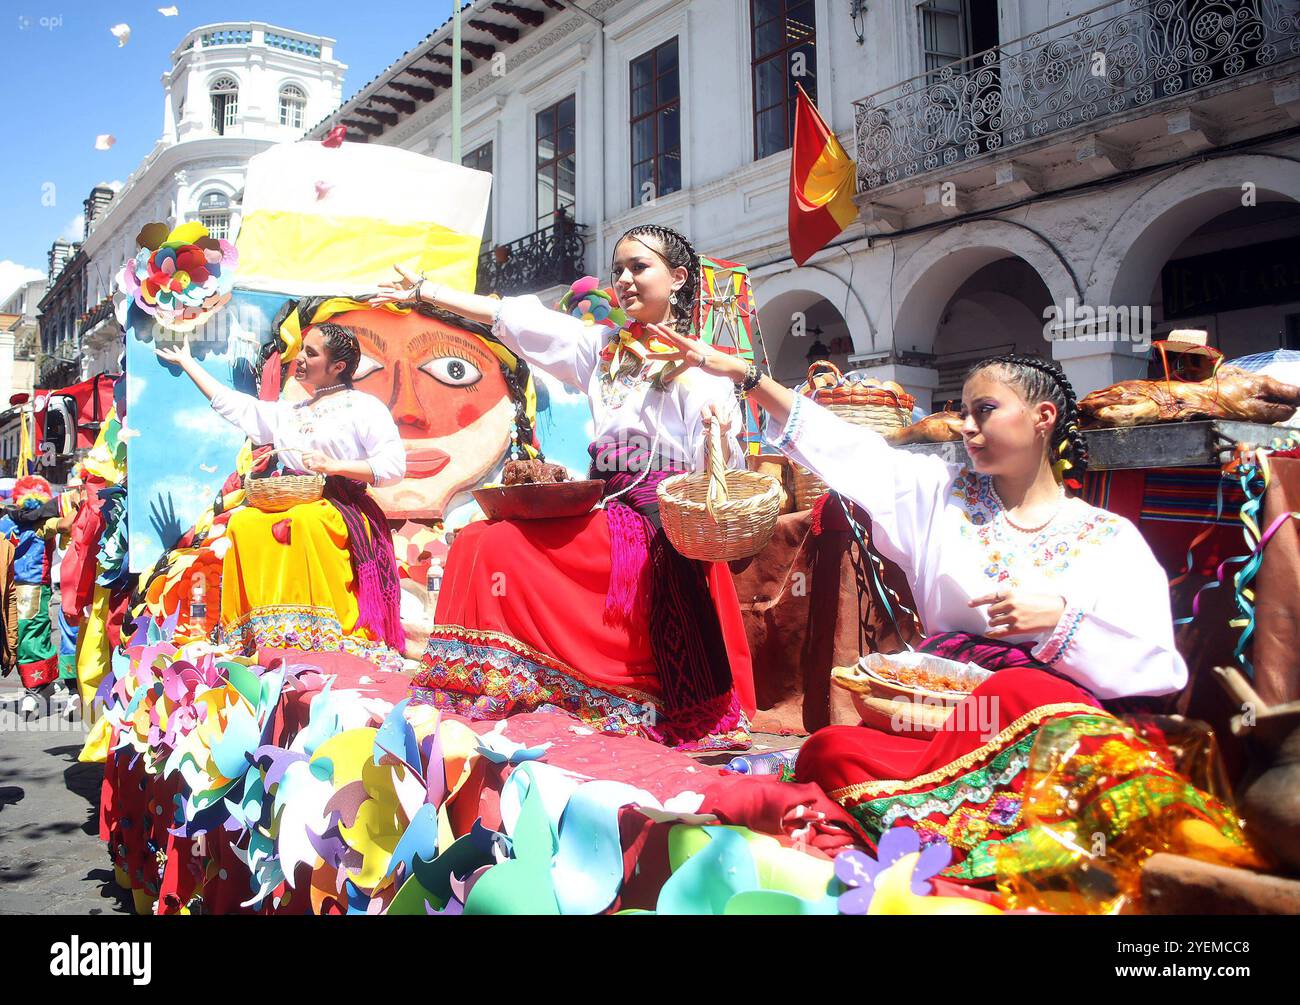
[953,469,1121,585]
[950,470,999,526]
[286,390,363,444]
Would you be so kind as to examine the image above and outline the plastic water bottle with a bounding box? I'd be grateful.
[189,574,208,623]
[426,561,443,602]
[725,748,801,776]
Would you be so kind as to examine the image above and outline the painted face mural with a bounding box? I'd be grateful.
[298,308,515,518]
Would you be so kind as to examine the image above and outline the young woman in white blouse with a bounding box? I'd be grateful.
[653,333,1190,879]
[372,225,757,751]
[156,323,408,667]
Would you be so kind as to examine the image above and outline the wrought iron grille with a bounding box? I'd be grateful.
[854,0,1300,191]
[475,215,589,297]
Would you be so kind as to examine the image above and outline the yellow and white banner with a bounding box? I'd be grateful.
[236,142,491,297]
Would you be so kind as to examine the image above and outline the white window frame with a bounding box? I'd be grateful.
[279,83,307,129]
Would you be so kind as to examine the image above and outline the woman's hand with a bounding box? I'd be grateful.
[700,402,733,437]
[700,403,734,464]
[968,589,1067,639]
[372,263,425,307]
[154,338,195,371]
[299,451,339,477]
[644,325,749,383]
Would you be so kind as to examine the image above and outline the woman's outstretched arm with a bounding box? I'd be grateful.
[155,339,225,401]
[156,338,280,445]
[372,263,502,325]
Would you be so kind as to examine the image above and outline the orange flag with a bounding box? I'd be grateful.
[788,85,857,266]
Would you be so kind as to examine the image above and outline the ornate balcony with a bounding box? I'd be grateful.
[853,0,1300,223]
[476,214,589,297]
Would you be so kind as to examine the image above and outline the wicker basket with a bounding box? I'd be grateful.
[244,473,325,512]
[658,424,782,561]
[792,362,916,511]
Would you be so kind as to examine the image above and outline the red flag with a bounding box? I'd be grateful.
[788,85,857,266]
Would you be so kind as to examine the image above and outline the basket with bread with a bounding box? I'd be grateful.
[792,362,915,510]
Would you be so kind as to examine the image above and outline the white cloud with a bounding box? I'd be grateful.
[125,373,146,407]
[0,261,44,304]
[61,213,86,243]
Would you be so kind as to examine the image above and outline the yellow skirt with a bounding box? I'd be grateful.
[220,500,400,668]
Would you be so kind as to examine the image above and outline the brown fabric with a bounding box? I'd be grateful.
[0,536,16,673]
[1252,455,1300,706]
[728,508,920,734]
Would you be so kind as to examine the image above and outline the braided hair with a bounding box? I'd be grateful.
[314,322,362,384]
[966,353,1089,490]
[613,224,700,334]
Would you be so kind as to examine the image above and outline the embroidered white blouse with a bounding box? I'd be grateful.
[208,386,407,487]
[492,295,746,471]
[770,395,1188,700]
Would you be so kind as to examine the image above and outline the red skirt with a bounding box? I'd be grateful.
[796,668,1103,881]
[410,512,756,751]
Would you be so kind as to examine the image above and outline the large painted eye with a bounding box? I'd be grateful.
[353,353,384,381]
[421,356,482,387]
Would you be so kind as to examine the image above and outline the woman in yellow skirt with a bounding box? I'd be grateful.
[155,322,407,668]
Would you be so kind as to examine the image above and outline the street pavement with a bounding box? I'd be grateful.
[0,691,131,915]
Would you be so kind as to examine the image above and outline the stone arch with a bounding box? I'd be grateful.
[891,220,1081,354]
[1088,154,1300,310]
[754,265,878,382]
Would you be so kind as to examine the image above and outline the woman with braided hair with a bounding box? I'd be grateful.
[156,322,408,668]
[655,335,1189,879]
[372,224,756,751]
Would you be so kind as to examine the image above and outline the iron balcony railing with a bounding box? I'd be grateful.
[476,215,589,297]
[854,0,1300,192]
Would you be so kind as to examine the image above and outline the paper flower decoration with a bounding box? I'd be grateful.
[834,828,1000,915]
[557,276,628,330]
[116,221,238,333]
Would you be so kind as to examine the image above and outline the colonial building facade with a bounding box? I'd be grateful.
[69,22,346,379]
[308,0,1300,408]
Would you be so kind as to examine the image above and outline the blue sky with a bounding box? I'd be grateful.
[0,0,455,301]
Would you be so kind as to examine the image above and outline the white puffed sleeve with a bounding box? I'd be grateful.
[766,394,958,580]
[353,394,407,487]
[491,295,602,392]
[209,386,282,446]
[1031,521,1188,699]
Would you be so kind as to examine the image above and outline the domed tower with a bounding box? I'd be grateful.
[165,23,344,146]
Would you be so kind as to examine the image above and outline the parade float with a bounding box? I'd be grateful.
[54,137,1300,918]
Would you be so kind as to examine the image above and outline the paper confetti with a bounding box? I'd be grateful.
[95,134,116,151]
[158,5,179,14]
[110,23,131,46]
[314,180,333,201]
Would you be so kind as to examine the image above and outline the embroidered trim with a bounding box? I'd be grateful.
[829,701,1108,800]
[411,624,751,751]
[771,394,805,453]
[412,624,659,735]
[1033,605,1086,666]
[222,604,406,674]
[416,624,659,705]
[877,753,1028,830]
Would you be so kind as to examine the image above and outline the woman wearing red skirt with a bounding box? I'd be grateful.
[374,226,755,751]
[653,335,1189,878]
